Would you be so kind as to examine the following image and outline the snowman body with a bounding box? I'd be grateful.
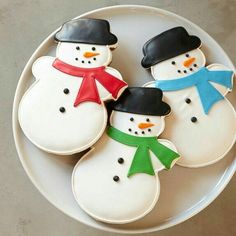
[18,39,126,155]
[145,48,236,167]
[72,134,162,224]
[72,106,179,224]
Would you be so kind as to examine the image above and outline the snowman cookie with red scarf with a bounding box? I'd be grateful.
[18,18,127,155]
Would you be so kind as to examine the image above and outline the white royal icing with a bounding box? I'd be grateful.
[72,110,178,224]
[144,48,236,167]
[18,41,125,155]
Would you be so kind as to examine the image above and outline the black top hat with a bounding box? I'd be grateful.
[55,18,118,45]
[108,87,171,116]
[141,27,201,68]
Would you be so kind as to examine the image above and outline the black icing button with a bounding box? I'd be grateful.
[63,88,69,94]
[185,98,191,104]
[59,107,66,113]
[118,158,124,164]
[191,117,197,123]
[113,176,120,182]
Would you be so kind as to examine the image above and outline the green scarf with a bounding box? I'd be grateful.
[107,126,180,177]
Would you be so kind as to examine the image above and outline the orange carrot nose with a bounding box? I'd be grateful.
[83,52,100,58]
[183,57,195,67]
[138,122,155,129]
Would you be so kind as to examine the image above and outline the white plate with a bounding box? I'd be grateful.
[13,5,236,234]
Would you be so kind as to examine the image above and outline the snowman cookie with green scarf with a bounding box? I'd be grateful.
[72,87,180,224]
[142,27,236,167]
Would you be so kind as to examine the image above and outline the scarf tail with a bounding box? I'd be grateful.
[196,80,224,114]
[74,75,101,106]
[149,140,180,169]
[95,68,127,99]
[128,146,155,177]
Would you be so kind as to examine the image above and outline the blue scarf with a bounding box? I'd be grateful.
[155,67,233,114]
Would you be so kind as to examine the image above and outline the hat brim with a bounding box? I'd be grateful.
[54,33,118,46]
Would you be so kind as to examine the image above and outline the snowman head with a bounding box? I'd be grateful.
[55,18,118,68]
[109,87,171,137]
[56,42,114,68]
[151,49,206,80]
[110,111,165,137]
[142,27,205,80]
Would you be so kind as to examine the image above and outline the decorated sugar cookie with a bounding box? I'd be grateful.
[142,27,236,167]
[18,18,127,155]
[72,87,180,224]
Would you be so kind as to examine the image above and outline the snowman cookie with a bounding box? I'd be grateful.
[18,18,127,155]
[72,87,180,224]
[142,27,236,167]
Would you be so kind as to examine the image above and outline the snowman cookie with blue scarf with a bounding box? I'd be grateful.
[142,27,236,167]
[72,88,180,224]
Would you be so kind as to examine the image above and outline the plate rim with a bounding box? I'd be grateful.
[12,4,236,234]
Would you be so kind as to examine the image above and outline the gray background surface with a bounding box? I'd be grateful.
[0,0,235,235]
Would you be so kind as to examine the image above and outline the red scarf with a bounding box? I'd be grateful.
[52,59,127,107]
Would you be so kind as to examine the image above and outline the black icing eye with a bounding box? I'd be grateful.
[186,54,189,57]
[148,129,151,132]
[82,60,85,63]
[76,46,80,50]
[194,64,197,67]
[92,47,96,51]
[146,118,150,122]
[75,58,78,61]
[130,117,134,121]
[93,58,96,61]
[171,61,176,65]
[177,70,181,73]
